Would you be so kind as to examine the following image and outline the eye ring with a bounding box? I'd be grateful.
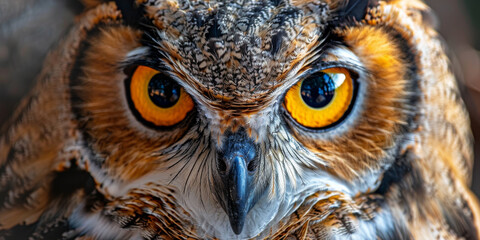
[128,65,194,127]
[283,67,358,130]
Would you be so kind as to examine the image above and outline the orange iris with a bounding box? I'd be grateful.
[284,68,354,129]
[130,66,194,127]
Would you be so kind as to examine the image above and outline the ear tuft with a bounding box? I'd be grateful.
[114,0,143,27]
[339,0,376,21]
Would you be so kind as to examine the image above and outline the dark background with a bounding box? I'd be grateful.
[0,1,479,196]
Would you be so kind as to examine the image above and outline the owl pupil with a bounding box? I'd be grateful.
[148,73,180,108]
[300,73,336,109]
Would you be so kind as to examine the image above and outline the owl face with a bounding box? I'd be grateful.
[1,0,478,239]
[70,0,416,237]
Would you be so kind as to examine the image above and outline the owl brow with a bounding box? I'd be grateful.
[119,54,170,76]
[282,42,342,84]
[308,37,368,72]
[274,30,331,86]
[132,54,171,71]
[114,28,166,69]
[124,28,175,71]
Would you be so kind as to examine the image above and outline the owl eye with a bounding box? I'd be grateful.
[284,67,356,129]
[129,65,194,127]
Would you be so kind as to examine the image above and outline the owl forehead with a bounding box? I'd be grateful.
[143,0,331,104]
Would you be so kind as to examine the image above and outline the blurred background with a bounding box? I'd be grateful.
[0,0,479,196]
[423,0,480,197]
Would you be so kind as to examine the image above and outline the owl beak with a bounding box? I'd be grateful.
[226,155,249,235]
[216,129,258,235]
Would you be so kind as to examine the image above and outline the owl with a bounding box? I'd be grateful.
[0,0,479,239]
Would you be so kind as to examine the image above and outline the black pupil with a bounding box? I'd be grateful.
[300,72,336,109]
[148,73,180,108]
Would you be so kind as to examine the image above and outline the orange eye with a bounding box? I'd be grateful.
[130,66,194,127]
[284,68,355,129]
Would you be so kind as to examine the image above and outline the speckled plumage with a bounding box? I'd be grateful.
[0,0,479,239]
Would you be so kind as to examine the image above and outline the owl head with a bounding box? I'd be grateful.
[0,0,478,239]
